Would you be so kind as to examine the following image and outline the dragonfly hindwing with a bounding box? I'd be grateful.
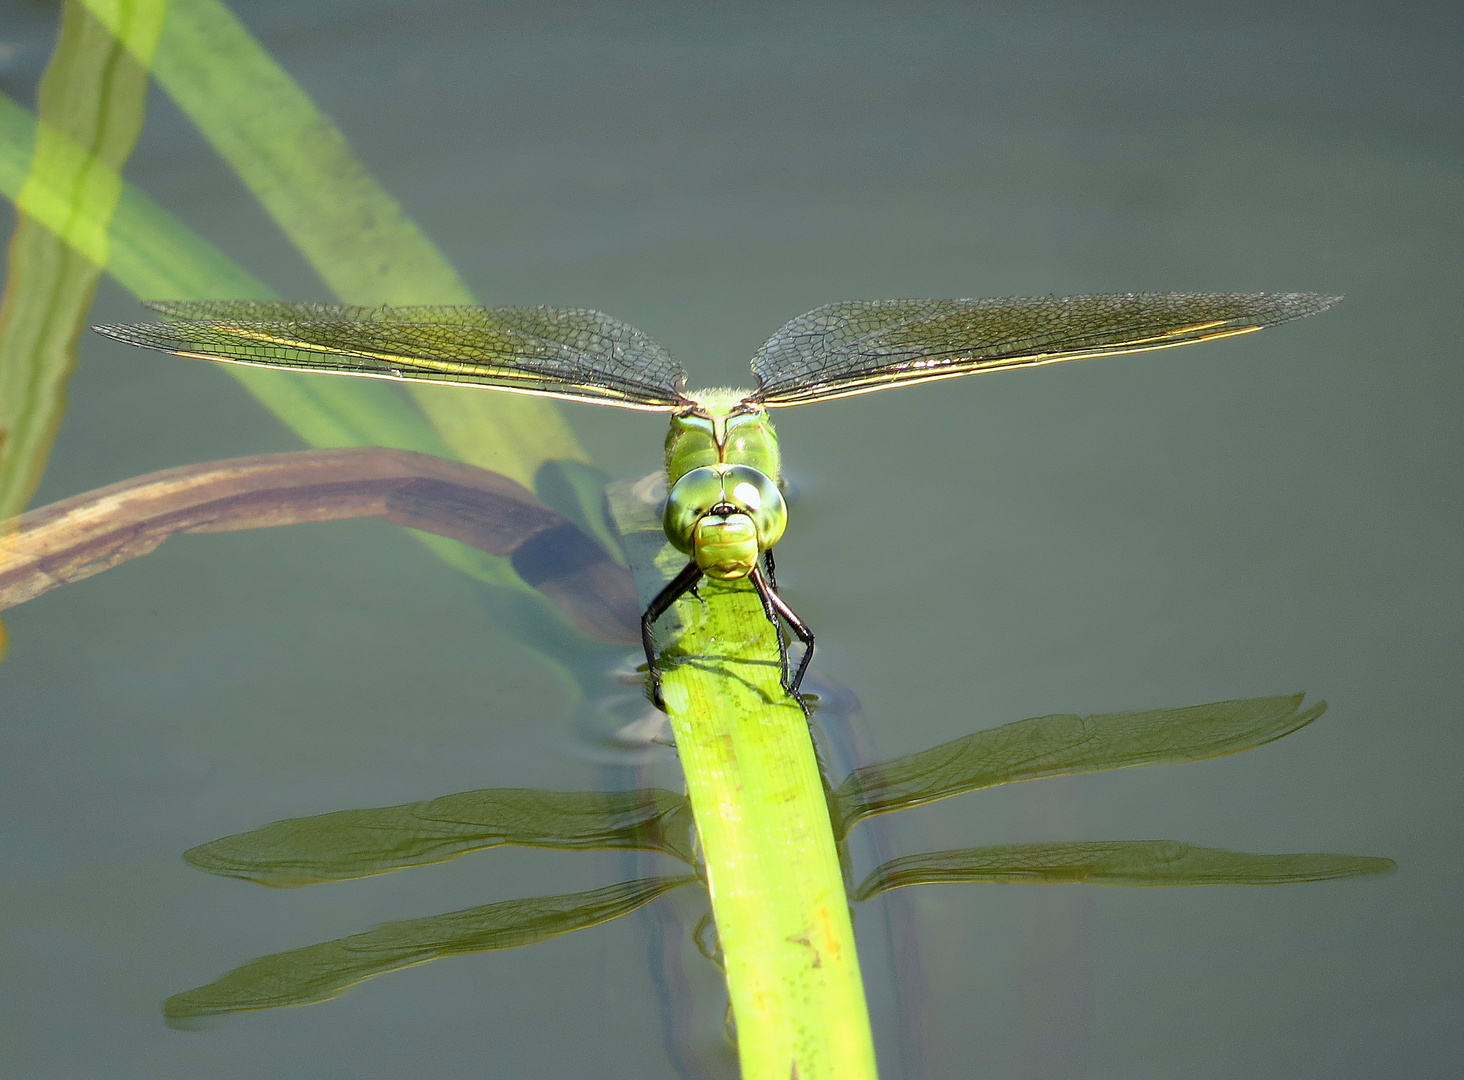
[749,292,1340,406]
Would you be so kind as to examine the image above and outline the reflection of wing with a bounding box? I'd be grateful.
[750,292,1340,406]
[94,302,690,411]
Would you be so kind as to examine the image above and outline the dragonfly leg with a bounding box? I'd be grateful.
[748,565,815,700]
[757,550,788,661]
[642,561,704,711]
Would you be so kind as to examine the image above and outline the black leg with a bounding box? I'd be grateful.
[747,570,790,688]
[642,561,704,711]
[748,565,815,700]
[758,550,787,670]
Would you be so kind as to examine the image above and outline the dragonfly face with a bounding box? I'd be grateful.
[664,464,787,579]
[93,291,1339,710]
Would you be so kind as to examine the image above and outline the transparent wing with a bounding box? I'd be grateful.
[94,301,690,411]
[750,292,1339,406]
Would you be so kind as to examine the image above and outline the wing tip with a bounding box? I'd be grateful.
[1257,291,1343,326]
[91,322,140,343]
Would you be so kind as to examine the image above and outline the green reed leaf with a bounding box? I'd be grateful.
[854,840,1396,899]
[0,90,449,457]
[834,694,1325,835]
[0,0,165,522]
[83,0,469,305]
[0,93,572,601]
[79,0,589,489]
[164,875,697,1019]
[184,787,696,887]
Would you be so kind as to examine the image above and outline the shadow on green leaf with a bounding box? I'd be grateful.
[0,1,162,522]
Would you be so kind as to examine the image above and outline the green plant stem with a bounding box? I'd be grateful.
[660,579,877,1080]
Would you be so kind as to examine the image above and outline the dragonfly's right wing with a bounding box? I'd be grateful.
[750,292,1339,406]
[94,302,691,411]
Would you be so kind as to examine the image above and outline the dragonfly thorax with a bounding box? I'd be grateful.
[665,391,780,487]
[664,464,786,580]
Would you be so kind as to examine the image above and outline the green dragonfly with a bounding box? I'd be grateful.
[94,291,1337,708]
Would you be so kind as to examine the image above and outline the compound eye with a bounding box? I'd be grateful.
[664,464,788,555]
[663,466,728,554]
[730,480,763,511]
[718,466,786,549]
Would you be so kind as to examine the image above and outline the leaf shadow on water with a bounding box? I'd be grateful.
[162,684,1393,1023]
[163,690,1393,1018]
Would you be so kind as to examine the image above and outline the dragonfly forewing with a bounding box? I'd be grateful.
[95,303,690,410]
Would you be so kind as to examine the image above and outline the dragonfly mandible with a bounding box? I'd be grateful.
[94,291,1338,709]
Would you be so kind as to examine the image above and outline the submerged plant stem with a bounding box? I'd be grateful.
[0,447,641,643]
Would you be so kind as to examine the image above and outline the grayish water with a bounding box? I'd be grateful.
[1,1,1459,1077]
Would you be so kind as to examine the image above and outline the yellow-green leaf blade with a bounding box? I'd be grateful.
[854,840,1396,900]
[0,94,536,594]
[0,90,450,457]
[79,0,589,487]
[184,787,696,887]
[164,875,697,1019]
[604,477,880,1080]
[0,0,165,521]
[834,694,1325,835]
[83,0,469,305]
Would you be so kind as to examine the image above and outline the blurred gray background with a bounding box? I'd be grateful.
[1,1,1459,1077]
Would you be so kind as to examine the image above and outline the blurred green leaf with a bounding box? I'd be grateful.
[165,875,698,1019]
[79,0,590,489]
[2,0,629,670]
[185,787,696,887]
[854,840,1396,899]
[0,0,165,522]
[834,694,1325,836]
[0,93,595,634]
[0,90,449,457]
[82,0,467,304]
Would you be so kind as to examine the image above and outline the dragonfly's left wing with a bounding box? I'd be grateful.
[94,302,690,411]
[749,292,1339,406]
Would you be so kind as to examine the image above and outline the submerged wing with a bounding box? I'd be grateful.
[94,301,690,411]
[749,292,1339,406]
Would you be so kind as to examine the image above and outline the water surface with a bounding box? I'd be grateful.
[1,1,1458,1077]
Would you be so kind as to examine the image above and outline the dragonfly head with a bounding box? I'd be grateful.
[664,464,786,579]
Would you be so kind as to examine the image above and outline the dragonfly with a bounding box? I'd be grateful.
[94,291,1338,709]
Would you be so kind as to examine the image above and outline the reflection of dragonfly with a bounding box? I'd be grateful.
[95,291,1337,707]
